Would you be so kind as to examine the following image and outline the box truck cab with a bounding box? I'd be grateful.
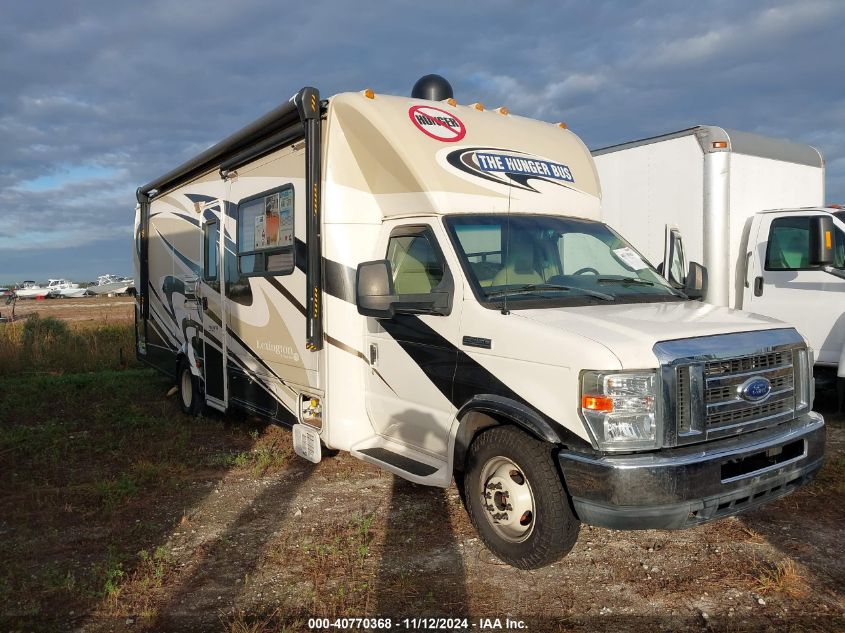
[593,127,845,399]
[135,78,824,569]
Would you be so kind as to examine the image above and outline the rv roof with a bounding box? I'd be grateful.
[322,92,601,219]
[591,125,823,168]
[138,87,603,220]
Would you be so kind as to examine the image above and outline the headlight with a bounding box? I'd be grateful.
[793,348,814,412]
[580,370,659,451]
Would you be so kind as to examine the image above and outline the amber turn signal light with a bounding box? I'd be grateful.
[582,395,613,412]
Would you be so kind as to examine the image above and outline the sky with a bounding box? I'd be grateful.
[1,0,844,283]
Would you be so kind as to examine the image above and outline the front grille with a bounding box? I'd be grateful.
[677,366,691,433]
[703,350,795,436]
[706,372,793,402]
[704,351,791,376]
[672,346,803,444]
[707,396,795,428]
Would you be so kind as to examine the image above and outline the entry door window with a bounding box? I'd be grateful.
[386,230,445,294]
[204,220,219,282]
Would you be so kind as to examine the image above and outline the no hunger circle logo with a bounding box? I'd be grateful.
[408,105,466,142]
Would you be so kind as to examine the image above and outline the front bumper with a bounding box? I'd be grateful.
[559,412,825,530]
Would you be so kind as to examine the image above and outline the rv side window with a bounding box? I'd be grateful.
[237,185,295,276]
[204,220,219,282]
[386,229,446,295]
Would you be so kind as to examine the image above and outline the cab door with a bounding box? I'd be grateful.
[745,212,845,365]
[200,217,227,410]
[363,219,462,458]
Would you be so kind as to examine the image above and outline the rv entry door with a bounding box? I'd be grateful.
[200,217,226,410]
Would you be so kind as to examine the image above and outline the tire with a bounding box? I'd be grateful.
[464,425,580,569]
[177,357,203,416]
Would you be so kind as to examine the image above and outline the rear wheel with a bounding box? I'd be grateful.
[177,357,203,416]
[464,426,580,569]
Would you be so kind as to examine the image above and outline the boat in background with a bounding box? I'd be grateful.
[14,281,51,299]
[86,274,136,296]
[46,279,87,298]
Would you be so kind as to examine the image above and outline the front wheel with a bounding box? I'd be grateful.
[177,357,203,416]
[464,426,580,569]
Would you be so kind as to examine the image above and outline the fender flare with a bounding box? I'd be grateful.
[450,394,594,472]
[176,342,201,379]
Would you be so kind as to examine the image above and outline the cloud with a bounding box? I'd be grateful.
[0,0,843,279]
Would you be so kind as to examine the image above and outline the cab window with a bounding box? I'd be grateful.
[668,233,685,284]
[386,229,445,294]
[765,216,845,270]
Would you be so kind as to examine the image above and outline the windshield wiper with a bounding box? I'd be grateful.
[486,283,613,301]
[597,276,690,299]
[596,277,655,286]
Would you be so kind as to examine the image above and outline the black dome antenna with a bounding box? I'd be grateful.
[411,74,454,101]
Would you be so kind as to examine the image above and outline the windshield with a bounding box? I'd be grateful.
[444,214,685,308]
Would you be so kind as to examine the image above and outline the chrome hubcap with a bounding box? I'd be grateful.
[479,456,535,542]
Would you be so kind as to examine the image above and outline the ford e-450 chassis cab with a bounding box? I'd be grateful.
[134,77,825,569]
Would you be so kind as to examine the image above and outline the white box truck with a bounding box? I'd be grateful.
[592,127,845,400]
[135,78,824,569]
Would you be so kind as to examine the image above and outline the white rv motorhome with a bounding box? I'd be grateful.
[592,127,845,400]
[135,78,825,569]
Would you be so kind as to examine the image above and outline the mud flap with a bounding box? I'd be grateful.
[293,424,322,464]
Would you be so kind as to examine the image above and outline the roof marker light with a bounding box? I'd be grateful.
[557,122,568,129]
[496,106,509,115]
[712,141,728,149]
[363,88,375,99]
[446,98,457,107]
[470,102,485,111]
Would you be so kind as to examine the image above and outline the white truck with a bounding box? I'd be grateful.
[592,126,845,402]
[135,78,824,569]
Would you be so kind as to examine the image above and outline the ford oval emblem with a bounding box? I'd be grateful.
[738,377,772,402]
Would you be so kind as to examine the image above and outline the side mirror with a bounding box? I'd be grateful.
[809,215,835,266]
[684,262,708,300]
[356,259,453,318]
[356,260,396,318]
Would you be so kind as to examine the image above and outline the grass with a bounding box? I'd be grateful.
[2,310,844,631]
[0,314,136,376]
[753,559,810,599]
[0,366,258,631]
[261,511,380,620]
[204,430,291,476]
[813,453,845,496]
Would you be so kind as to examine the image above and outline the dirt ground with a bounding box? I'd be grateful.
[1,301,843,632]
[83,409,845,633]
[2,295,134,325]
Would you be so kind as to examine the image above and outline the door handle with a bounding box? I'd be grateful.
[369,343,378,366]
[754,276,764,297]
[744,252,753,288]
[201,297,208,310]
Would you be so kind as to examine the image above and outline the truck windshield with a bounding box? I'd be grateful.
[444,214,685,308]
